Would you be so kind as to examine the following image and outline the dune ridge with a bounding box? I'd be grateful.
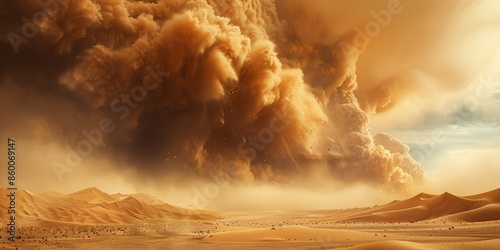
[0,187,219,226]
[2,188,499,227]
[326,188,500,222]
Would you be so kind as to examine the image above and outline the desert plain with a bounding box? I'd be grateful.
[1,187,500,249]
[2,0,500,249]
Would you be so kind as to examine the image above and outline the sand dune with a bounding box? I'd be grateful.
[464,188,500,203]
[3,188,498,226]
[443,204,500,222]
[111,192,164,205]
[330,189,500,222]
[0,188,219,225]
[65,187,118,204]
[1,188,499,249]
[40,191,64,197]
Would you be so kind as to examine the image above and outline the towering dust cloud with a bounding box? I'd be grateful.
[0,0,425,191]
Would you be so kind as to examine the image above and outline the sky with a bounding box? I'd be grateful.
[0,0,499,211]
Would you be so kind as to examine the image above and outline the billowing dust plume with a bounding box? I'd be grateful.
[0,0,426,191]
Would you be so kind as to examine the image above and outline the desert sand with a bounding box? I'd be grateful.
[1,188,500,249]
